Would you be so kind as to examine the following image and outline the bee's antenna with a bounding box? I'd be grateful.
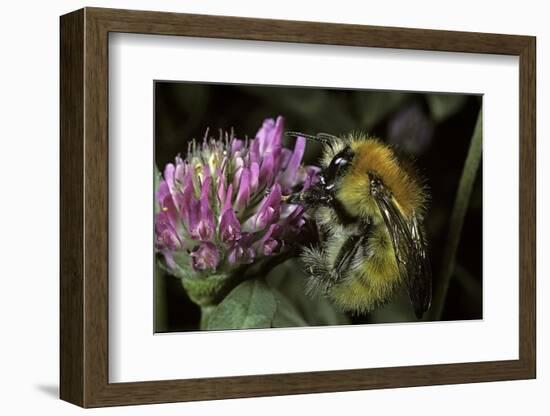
[286,131,338,153]
[285,131,335,146]
[316,132,340,142]
[285,131,324,143]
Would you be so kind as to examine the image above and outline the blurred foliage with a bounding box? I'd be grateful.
[154,82,483,332]
[431,111,482,320]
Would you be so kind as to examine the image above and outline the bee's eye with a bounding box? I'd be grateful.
[326,146,354,182]
[333,157,349,168]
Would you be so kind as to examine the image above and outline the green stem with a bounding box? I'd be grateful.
[431,111,482,320]
[181,271,245,307]
[200,305,216,330]
[154,263,169,332]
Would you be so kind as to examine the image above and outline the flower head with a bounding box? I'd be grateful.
[155,116,319,277]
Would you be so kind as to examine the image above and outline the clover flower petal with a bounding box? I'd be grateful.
[191,242,220,270]
[155,116,318,275]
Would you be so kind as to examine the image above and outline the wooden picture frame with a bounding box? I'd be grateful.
[60,7,536,408]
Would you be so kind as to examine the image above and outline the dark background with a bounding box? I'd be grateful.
[155,81,483,331]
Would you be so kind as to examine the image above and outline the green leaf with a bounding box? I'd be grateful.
[271,289,309,328]
[206,279,277,330]
[268,260,350,327]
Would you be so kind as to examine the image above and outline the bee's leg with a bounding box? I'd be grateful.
[281,193,300,204]
[332,234,365,281]
[302,245,334,295]
[332,221,372,281]
[304,223,372,295]
[282,184,333,206]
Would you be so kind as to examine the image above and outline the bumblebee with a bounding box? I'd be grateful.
[287,132,432,318]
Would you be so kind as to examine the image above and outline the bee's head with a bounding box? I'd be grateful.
[285,132,355,207]
[317,145,354,202]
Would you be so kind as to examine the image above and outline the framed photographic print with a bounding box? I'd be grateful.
[60,7,536,408]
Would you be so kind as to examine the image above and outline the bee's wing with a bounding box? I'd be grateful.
[375,192,432,319]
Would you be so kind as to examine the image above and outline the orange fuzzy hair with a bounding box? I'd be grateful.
[332,135,426,219]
